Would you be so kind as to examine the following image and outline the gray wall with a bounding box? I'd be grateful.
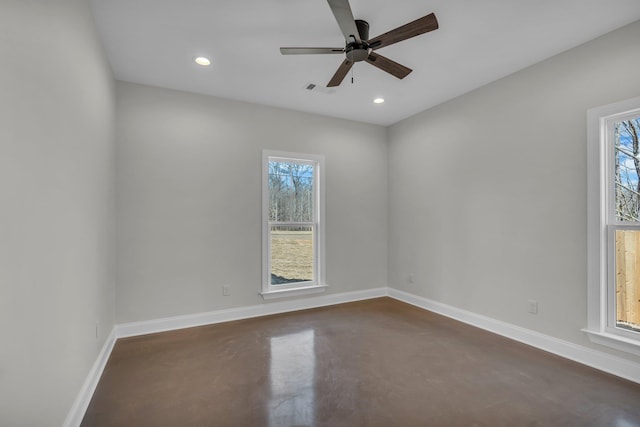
[0,0,115,425]
[388,21,640,363]
[115,82,388,323]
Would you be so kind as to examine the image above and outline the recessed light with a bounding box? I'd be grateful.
[373,98,385,104]
[194,56,211,66]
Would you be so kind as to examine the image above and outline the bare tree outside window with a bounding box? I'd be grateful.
[268,161,313,223]
[614,118,640,222]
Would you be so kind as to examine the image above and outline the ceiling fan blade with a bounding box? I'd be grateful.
[327,59,354,87]
[326,0,361,43]
[280,47,344,55]
[365,52,412,79]
[368,13,438,50]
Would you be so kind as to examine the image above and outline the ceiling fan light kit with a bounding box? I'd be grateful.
[280,0,438,87]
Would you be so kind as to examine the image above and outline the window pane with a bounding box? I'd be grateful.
[270,225,314,285]
[614,117,640,222]
[614,229,640,333]
[268,160,314,222]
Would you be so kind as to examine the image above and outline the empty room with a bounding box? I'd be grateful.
[3,0,640,426]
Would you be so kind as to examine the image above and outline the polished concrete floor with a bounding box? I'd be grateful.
[82,298,640,427]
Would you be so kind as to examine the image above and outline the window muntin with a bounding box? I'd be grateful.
[262,151,325,297]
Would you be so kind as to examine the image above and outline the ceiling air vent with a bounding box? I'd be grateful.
[303,83,336,95]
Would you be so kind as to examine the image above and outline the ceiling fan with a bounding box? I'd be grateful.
[280,0,439,87]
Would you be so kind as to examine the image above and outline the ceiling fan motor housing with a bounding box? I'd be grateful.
[346,19,370,62]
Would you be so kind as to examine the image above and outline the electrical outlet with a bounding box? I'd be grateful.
[408,274,415,284]
[222,285,230,296]
[528,300,538,314]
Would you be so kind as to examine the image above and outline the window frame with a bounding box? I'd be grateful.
[261,150,327,299]
[586,96,640,356]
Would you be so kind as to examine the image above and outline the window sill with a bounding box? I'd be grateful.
[582,329,640,356]
[260,284,328,300]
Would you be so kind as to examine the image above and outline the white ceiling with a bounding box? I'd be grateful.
[90,0,640,126]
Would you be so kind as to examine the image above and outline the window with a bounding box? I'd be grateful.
[586,96,640,355]
[261,150,326,299]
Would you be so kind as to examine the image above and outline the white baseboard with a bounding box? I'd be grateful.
[62,328,117,427]
[388,287,640,384]
[116,287,388,338]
